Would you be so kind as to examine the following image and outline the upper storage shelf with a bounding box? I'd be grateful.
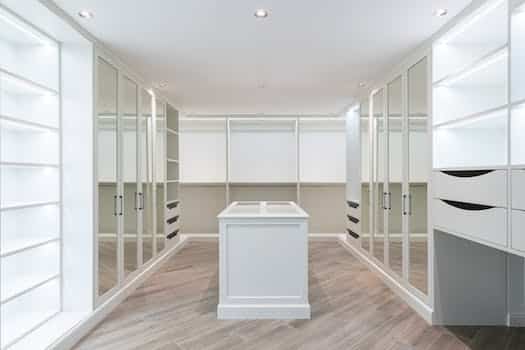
[433,0,508,83]
[511,1,525,103]
[0,7,59,92]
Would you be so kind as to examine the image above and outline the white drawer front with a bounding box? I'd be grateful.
[512,210,525,252]
[512,170,525,210]
[433,199,507,247]
[433,170,507,207]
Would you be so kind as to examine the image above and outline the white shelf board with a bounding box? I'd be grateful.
[0,200,60,212]
[166,179,180,183]
[167,158,179,163]
[1,274,59,305]
[433,45,508,87]
[8,311,89,350]
[1,238,59,258]
[166,128,178,135]
[0,67,58,96]
[0,115,59,132]
[1,310,60,350]
[0,6,57,47]
[0,161,60,168]
[433,165,509,171]
[434,45,508,87]
[433,105,508,129]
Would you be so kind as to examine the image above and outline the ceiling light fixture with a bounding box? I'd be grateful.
[358,82,367,88]
[78,10,94,19]
[434,8,448,17]
[254,9,269,18]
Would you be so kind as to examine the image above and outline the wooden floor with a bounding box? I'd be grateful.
[78,241,525,350]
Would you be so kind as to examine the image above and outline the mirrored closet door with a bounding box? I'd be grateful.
[362,55,430,302]
[372,89,385,264]
[96,57,119,297]
[407,58,429,296]
[122,76,139,278]
[96,54,161,301]
[387,76,404,278]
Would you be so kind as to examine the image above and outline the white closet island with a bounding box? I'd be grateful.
[217,201,310,320]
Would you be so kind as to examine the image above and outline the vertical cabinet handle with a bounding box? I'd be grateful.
[383,192,392,210]
[119,195,123,216]
[140,192,144,210]
[402,194,407,215]
[402,194,412,216]
[113,195,118,216]
[134,192,139,211]
[408,193,412,215]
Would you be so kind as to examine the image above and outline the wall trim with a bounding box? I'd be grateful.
[509,313,525,327]
[51,236,189,350]
[338,236,434,324]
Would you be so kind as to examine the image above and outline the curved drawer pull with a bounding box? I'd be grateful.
[167,200,180,210]
[346,229,359,239]
[442,170,494,178]
[347,200,359,209]
[347,215,359,224]
[441,199,494,211]
[167,229,179,239]
[166,215,180,225]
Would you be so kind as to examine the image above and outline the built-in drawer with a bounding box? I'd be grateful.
[512,209,525,252]
[512,170,525,210]
[433,170,507,207]
[433,199,507,247]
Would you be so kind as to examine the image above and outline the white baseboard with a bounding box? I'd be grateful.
[217,304,311,320]
[52,236,189,350]
[509,313,525,327]
[338,237,434,324]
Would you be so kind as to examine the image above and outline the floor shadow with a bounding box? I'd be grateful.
[445,325,525,350]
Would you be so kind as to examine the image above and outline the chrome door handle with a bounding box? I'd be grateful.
[407,193,412,216]
[140,192,144,210]
[402,194,407,215]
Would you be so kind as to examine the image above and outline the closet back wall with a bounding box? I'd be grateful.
[179,117,346,234]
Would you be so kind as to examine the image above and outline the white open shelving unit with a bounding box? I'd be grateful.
[165,104,181,241]
[0,7,62,349]
[431,0,525,326]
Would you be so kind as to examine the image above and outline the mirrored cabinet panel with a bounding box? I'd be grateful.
[408,58,429,295]
[387,76,403,278]
[372,89,385,264]
[97,57,119,297]
[95,55,173,302]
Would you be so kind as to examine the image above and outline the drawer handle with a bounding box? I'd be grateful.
[442,170,494,178]
[347,215,359,224]
[346,228,359,239]
[166,215,180,225]
[167,229,179,239]
[347,200,359,209]
[166,201,180,210]
[441,199,494,211]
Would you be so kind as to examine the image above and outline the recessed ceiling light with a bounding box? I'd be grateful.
[254,9,269,18]
[78,10,94,19]
[358,82,367,88]
[434,8,448,17]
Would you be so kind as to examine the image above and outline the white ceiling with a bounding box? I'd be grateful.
[53,0,471,115]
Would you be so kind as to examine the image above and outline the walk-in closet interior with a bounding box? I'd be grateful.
[2,0,525,349]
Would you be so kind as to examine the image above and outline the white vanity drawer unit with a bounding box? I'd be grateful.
[217,201,310,320]
[433,170,507,207]
[433,169,508,248]
[512,170,525,210]
[434,199,507,247]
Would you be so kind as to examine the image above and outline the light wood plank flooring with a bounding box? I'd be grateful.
[78,241,525,350]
